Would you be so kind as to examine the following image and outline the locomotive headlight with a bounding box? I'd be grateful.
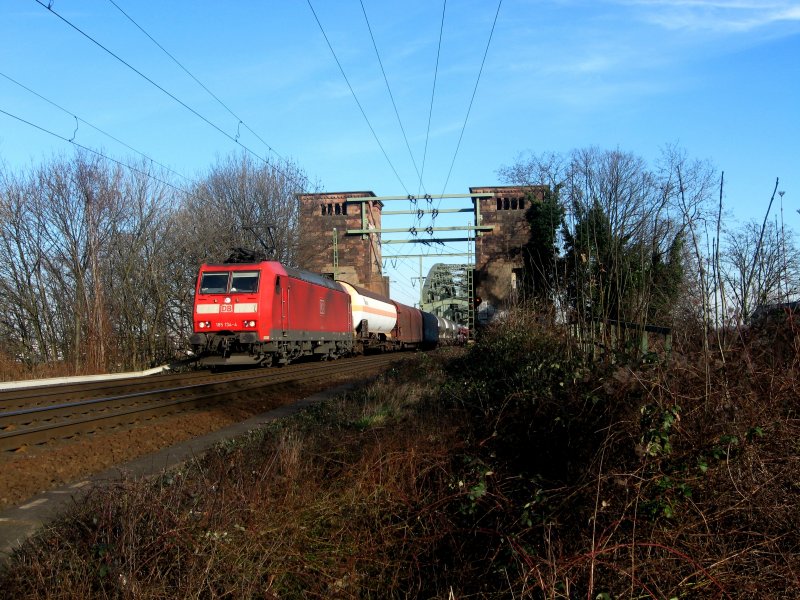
[198,322,205,329]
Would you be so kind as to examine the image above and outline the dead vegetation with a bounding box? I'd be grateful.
[1,315,798,598]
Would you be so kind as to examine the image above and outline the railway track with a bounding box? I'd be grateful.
[0,354,404,453]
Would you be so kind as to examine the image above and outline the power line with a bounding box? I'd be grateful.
[419,0,501,259]
[358,0,426,195]
[104,0,284,163]
[32,0,309,193]
[32,0,257,159]
[379,240,429,279]
[313,0,451,278]
[309,0,477,291]
[0,70,189,183]
[305,0,410,196]
[0,106,189,195]
[419,0,447,197]
[438,0,503,200]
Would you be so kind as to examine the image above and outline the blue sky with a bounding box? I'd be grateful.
[1,0,798,306]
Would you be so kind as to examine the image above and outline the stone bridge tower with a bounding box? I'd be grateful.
[296,191,389,296]
[470,185,547,322]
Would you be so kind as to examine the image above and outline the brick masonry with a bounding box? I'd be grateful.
[470,185,547,319]
[296,191,389,296]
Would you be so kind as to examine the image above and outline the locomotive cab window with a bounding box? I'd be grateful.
[200,272,228,294]
[230,271,259,293]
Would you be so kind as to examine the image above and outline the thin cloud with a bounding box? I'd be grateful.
[617,0,800,32]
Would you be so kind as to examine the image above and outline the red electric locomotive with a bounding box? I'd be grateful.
[189,247,467,367]
[189,260,353,367]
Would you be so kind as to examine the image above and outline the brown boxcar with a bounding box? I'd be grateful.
[391,301,423,347]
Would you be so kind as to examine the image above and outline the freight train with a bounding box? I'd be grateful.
[189,256,466,367]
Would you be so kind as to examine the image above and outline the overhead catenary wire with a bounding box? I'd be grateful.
[305,0,410,196]
[402,1,501,263]
[0,70,189,184]
[0,106,189,195]
[380,242,428,275]
[32,0,309,194]
[419,0,447,198]
[104,0,284,163]
[350,2,467,275]
[27,1,478,298]
[437,0,503,202]
[358,0,426,197]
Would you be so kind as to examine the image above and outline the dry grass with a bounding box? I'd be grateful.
[0,351,114,382]
[1,320,798,598]
[428,310,800,598]
[0,353,465,598]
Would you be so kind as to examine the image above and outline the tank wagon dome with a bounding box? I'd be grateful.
[439,317,453,338]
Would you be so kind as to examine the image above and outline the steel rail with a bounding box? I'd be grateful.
[0,358,379,411]
[0,354,404,452]
[0,369,255,410]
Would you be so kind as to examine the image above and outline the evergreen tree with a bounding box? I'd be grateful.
[648,232,684,324]
[521,186,564,303]
[563,200,618,321]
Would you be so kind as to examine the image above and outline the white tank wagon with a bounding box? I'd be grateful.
[337,281,398,347]
[436,315,461,343]
[436,316,451,340]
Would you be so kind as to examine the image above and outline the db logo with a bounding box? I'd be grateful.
[221,304,233,313]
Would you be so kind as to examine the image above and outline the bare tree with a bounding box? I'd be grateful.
[722,219,800,324]
[182,152,311,265]
[0,153,125,373]
[0,149,314,378]
[0,169,58,365]
[564,148,681,326]
[103,161,177,368]
[656,145,720,331]
[499,148,687,330]
[0,153,180,374]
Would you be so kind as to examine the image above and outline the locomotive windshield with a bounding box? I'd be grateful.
[200,272,228,294]
[230,271,259,292]
[199,271,260,294]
